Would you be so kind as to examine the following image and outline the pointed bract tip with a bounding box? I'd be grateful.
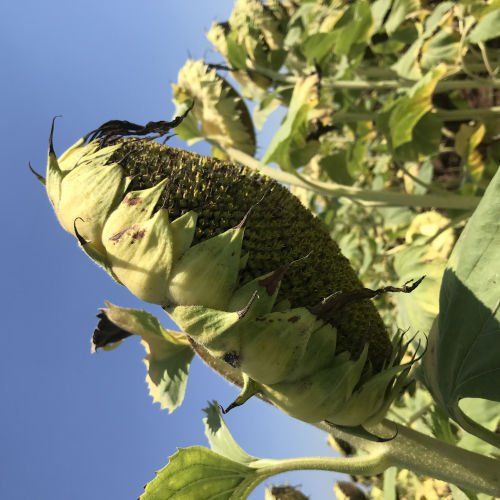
[221,402,238,414]
[257,251,312,296]
[28,161,46,185]
[48,115,62,155]
[73,217,88,247]
[237,290,259,319]
[234,189,270,229]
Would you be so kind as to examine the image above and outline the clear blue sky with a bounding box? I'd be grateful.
[1,1,346,498]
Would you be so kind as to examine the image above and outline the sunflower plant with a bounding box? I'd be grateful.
[34,0,500,498]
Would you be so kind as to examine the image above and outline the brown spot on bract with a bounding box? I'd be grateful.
[288,316,300,323]
[258,264,289,296]
[132,229,146,240]
[123,195,142,206]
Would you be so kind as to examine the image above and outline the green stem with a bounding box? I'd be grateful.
[327,108,500,123]
[252,418,500,496]
[248,63,399,82]
[247,64,500,90]
[436,106,500,121]
[313,419,500,497]
[386,422,500,496]
[405,402,433,426]
[478,42,499,81]
[320,78,500,91]
[252,450,389,477]
[395,160,450,196]
[225,148,481,210]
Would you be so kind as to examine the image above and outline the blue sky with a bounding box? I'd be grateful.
[1,1,347,498]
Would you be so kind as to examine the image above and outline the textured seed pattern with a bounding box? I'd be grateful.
[110,139,392,369]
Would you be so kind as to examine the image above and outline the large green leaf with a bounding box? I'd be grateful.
[142,404,272,499]
[420,30,460,70]
[384,0,420,35]
[302,32,336,63]
[226,31,248,69]
[262,74,318,170]
[394,113,443,161]
[389,64,447,149]
[97,302,194,413]
[141,447,259,500]
[468,9,500,44]
[203,402,257,466]
[329,0,373,56]
[371,0,392,33]
[424,168,500,446]
[422,2,455,38]
[390,37,423,79]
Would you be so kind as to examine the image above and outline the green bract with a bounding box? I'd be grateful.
[42,125,415,427]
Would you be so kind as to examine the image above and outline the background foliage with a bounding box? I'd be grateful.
[148,0,499,498]
[4,0,498,498]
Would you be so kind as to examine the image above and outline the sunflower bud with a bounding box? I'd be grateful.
[40,122,419,427]
[45,122,128,255]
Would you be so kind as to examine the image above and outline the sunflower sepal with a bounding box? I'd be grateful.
[166,225,245,310]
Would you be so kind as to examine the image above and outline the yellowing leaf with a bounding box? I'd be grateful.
[455,123,486,182]
[98,303,193,413]
[262,74,319,170]
[468,8,500,43]
[385,0,420,35]
[172,59,256,156]
[389,64,447,148]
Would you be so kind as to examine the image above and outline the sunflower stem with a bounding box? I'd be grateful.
[251,451,389,477]
[225,147,481,210]
[315,419,500,497]
[244,64,500,90]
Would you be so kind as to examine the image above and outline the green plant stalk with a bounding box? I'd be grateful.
[395,161,451,197]
[225,147,481,210]
[247,64,500,90]
[452,403,500,451]
[315,419,500,497]
[193,343,500,496]
[383,422,500,496]
[478,42,498,81]
[326,108,500,123]
[320,79,500,91]
[251,429,500,497]
[250,451,389,480]
[435,107,500,121]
